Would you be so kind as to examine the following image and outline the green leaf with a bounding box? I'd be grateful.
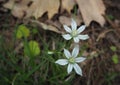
[32,28,38,34]
[107,15,114,20]
[16,25,30,39]
[112,54,119,64]
[110,46,117,52]
[24,41,40,56]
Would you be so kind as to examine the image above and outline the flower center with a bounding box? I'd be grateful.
[71,30,78,37]
[68,57,75,64]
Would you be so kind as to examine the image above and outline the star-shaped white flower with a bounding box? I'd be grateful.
[62,19,89,43]
[55,46,86,76]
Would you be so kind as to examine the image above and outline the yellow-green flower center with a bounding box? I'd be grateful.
[71,30,78,37]
[68,57,75,64]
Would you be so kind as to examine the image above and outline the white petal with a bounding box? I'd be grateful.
[62,34,72,40]
[73,63,82,76]
[63,25,72,33]
[67,64,73,74]
[71,19,77,30]
[73,37,79,43]
[78,35,89,40]
[64,49,71,59]
[55,59,68,65]
[75,57,86,63]
[72,45,79,58]
[77,25,86,33]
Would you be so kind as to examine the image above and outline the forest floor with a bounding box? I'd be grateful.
[0,0,120,85]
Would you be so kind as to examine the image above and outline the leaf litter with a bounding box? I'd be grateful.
[3,0,106,31]
[1,0,120,85]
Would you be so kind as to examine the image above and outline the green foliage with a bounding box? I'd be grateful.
[105,72,118,85]
[0,26,77,85]
[110,46,117,52]
[24,40,40,57]
[107,15,114,20]
[110,46,119,64]
[16,25,30,39]
[112,54,119,64]
[31,28,38,35]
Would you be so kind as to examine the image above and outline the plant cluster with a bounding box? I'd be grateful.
[55,19,89,76]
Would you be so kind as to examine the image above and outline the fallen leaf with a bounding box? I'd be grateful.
[3,0,14,9]
[31,20,61,33]
[4,0,60,19]
[76,0,105,26]
[27,0,60,19]
[46,20,62,31]
[59,16,82,26]
[3,0,30,18]
[61,0,75,13]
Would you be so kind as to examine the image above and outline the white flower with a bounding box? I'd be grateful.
[62,19,89,43]
[55,46,86,76]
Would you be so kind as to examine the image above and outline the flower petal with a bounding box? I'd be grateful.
[77,25,86,33]
[71,19,77,30]
[72,45,79,58]
[67,64,73,74]
[63,25,72,33]
[55,59,68,65]
[78,34,89,40]
[73,37,79,43]
[64,49,71,58]
[73,63,82,76]
[62,34,72,40]
[75,57,86,63]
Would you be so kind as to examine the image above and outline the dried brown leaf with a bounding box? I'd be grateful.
[3,0,29,18]
[61,0,75,13]
[31,20,61,33]
[27,0,60,19]
[4,0,60,19]
[59,16,82,26]
[76,0,105,26]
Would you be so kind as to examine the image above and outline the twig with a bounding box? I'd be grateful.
[103,15,120,39]
[87,60,94,85]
